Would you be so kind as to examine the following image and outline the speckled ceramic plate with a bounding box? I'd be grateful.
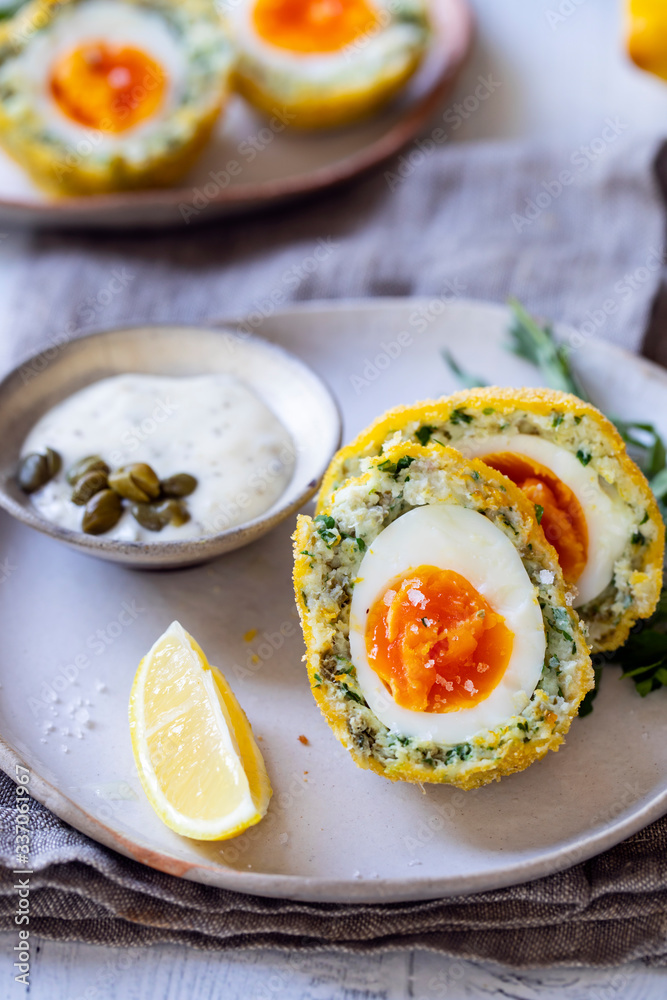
[0,0,472,230]
[0,298,665,903]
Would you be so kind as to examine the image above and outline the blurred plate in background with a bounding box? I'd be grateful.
[0,0,473,230]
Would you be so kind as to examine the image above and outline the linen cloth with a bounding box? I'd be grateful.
[1,134,667,968]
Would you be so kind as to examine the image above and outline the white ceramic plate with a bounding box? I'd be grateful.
[0,0,472,230]
[0,298,665,903]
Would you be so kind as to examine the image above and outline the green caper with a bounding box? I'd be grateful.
[17,450,61,494]
[44,447,62,478]
[160,473,198,498]
[157,499,191,527]
[108,463,160,503]
[82,489,123,535]
[67,454,109,485]
[130,502,167,532]
[71,469,108,505]
[131,499,191,532]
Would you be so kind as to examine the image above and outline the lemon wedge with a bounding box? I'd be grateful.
[129,621,271,841]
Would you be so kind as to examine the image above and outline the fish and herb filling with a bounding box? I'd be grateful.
[294,442,593,789]
[0,0,235,194]
[319,388,665,653]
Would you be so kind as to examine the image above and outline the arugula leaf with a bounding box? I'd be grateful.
[506,298,591,401]
[441,350,487,389]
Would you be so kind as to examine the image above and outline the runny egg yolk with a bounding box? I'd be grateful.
[365,566,514,714]
[49,42,167,133]
[481,453,589,586]
[252,0,378,53]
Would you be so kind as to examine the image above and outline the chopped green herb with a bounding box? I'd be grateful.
[576,449,592,467]
[340,682,364,704]
[470,470,480,480]
[535,504,544,525]
[313,672,322,687]
[378,455,415,477]
[640,511,649,525]
[450,407,474,425]
[574,415,583,425]
[416,425,435,446]
[356,537,366,552]
[549,654,560,669]
[483,407,495,415]
[550,607,573,642]
[632,531,646,546]
[314,514,335,529]
[552,412,564,428]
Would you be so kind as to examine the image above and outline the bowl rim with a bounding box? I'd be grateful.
[0,322,343,564]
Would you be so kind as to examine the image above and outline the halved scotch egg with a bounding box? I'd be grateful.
[294,442,593,788]
[319,388,665,653]
[226,0,431,129]
[0,0,234,194]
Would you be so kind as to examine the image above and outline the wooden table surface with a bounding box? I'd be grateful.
[3,0,667,995]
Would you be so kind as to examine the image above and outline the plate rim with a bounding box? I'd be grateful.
[1,295,666,904]
[0,0,474,226]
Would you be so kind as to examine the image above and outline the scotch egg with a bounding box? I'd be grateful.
[225,0,431,128]
[0,0,235,194]
[294,442,593,788]
[319,388,665,653]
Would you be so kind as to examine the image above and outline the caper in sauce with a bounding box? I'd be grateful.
[82,489,123,535]
[160,473,198,498]
[17,448,62,494]
[131,498,191,532]
[71,469,108,506]
[66,454,109,485]
[108,463,160,503]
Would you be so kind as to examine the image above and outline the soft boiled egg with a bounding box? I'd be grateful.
[457,434,634,609]
[0,0,234,194]
[226,0,431,128]
[349,505,546,745]
[317,387,665,654]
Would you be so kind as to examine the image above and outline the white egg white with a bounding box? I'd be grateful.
[348,504,546,744]
[456,434,636,607]
[8,0,186,148]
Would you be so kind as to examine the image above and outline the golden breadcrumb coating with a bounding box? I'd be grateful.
[294,441,594,789]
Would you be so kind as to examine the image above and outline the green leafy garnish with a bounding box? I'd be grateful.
[506,298,590,401]
[576,449,592,466]
[441,350,487,389]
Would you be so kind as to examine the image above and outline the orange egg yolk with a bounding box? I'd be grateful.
[252,0,378,54]
[49,42,167,133]
[482,453,588,585]
[365,566,514,714]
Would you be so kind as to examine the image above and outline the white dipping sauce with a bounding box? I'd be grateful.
[22,373,296,541]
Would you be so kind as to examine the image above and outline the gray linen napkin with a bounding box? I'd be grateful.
[1,134,666,968]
